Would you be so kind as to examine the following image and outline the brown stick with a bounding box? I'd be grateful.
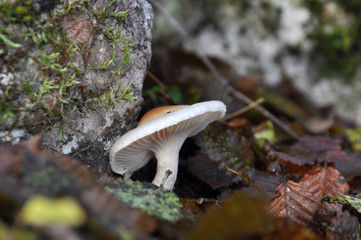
[219,97,264,122]
[146,71,168,91]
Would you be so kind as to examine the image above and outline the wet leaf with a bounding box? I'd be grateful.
[241,170,283,197]
[267,180,320,225]
[268,136,357,177]
[186,192,270,239]
[106,179,183,222]
[192,122,254,188]
[188,153,239,189]
[20,195,86,226]
[288,136,354,163]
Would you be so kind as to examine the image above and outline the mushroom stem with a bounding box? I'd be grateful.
[152,145,180,190]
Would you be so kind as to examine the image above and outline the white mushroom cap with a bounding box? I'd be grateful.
[109,100,226,190]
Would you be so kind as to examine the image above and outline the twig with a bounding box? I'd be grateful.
[219,97,264,122]
[147,70,168,91]
[149,0,299,140]
[224,165,266,197]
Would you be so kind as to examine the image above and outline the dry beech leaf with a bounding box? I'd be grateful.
[299,166,354,236]
[300,166,349,208]
[267,180,320,226]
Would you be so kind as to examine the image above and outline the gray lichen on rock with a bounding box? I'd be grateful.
[0,0,154,173]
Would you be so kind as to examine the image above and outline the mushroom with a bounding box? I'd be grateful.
[109,100,226,190]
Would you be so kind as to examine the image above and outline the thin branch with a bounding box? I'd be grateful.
[149,0,299,140]
[147,70,168,91]
[224,165,266,197]
[219,97,264,122]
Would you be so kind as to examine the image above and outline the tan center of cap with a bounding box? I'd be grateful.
[137,105,188,126]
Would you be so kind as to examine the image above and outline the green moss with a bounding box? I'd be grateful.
[97,80,134,109]
[106,179,183,222]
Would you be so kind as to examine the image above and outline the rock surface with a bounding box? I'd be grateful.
[0,0,153,173]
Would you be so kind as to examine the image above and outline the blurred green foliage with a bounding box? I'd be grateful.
[345,127,361,154]
[20,195,86,227]
[302,0,361,80]
[0,220,38,240]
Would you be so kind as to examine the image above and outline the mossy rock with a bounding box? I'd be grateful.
[0,0,154,173]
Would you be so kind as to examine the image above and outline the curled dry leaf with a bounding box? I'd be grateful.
[267,180,321,226]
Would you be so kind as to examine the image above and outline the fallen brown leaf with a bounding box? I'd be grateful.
[267,180,320,226]
[299,166,349,206]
